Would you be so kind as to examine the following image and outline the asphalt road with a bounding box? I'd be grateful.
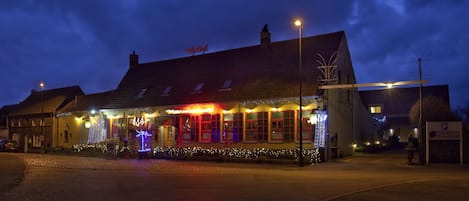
[0,152,468,201]
[0,153,25,194]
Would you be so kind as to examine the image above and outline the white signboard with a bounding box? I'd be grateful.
[426,121,463,165]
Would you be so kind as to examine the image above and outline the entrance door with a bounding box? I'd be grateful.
[159,126,175,148]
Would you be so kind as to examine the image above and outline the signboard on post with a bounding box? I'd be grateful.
[426,121,463,165]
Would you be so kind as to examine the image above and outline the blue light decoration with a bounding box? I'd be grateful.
[373,115,386,124]
[136,130,152,152]
[313,110,328,148]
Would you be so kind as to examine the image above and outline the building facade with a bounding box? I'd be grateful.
[3,27,378,159]
[1,86,84,152]
[57,28,372,158]
[359,85,450,143]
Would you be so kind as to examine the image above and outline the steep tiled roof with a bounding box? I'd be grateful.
[106,31,346,109]
[0,104,18,127]
[58,90,114,113]
[7,86,84,116]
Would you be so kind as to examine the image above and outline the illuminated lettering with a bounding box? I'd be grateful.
[131,117,147,127]
[166,104,215,114]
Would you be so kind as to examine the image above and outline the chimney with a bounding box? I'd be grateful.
[129,50,139,69]
[260,24,271,47]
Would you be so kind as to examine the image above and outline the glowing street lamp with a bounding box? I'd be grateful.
[294,19,304,167]
[294,19,302,27]
[386,83,393,89]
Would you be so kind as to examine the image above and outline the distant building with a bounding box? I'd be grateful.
[359,85,450,143]
[0,86,84,151]
[55,91,113,148]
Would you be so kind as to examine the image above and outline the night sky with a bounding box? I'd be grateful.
[1,1,468,109]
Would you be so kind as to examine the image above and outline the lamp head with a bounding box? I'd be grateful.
[294,19,302,27]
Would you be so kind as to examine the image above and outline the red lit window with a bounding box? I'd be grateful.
[298,110,313,142]
[181,115,199,143]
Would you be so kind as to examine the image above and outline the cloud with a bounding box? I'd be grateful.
[346,0,469,107]
[0,0,468,109]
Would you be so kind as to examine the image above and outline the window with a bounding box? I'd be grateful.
[370,106,382,114]
[180,114,220,143]
[201,114,211,142]
[191,83,204,94]
[223,113,242,143]
[219,80,232,91]
[271,112,284,141]
[270,111,295,141]
[181,115,199,143]
[298,110,313,141]
[245,113,257,142]
[161,86,172,96]
[210,114,220,143]
[246,112,267,142]
[257,112,268,142]
[136,88,147,98]
[283,111,295,142]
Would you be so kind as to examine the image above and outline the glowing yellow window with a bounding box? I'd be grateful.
[370,106,382,114]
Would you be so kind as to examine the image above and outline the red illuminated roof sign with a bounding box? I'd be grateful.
[186,44,208,55]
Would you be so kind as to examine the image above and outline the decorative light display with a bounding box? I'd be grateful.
[373,115,386,124]
[166,104,215,114]
[153,146,321,164]
[70,143,322,164]
[308,114,318,124]
[84,121,91,128]
[132,116,147,127]
[316,52,338,83]
[130,116,152,153]
[72,143,108,153]
[136,130,152,152]
[87,116,107,144]
[240,96,320,109]
[314,110,328,148]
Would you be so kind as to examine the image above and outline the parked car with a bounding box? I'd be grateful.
[0,139,6,151]
[0,139,19,152]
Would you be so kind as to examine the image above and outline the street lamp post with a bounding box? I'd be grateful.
[39,82,45,153]
[418,58,424,164]
[294,19,304,167]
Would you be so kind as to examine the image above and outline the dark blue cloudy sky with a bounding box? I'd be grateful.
[1,0,468,109]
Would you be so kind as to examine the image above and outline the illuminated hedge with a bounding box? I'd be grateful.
[153,146,321,164]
